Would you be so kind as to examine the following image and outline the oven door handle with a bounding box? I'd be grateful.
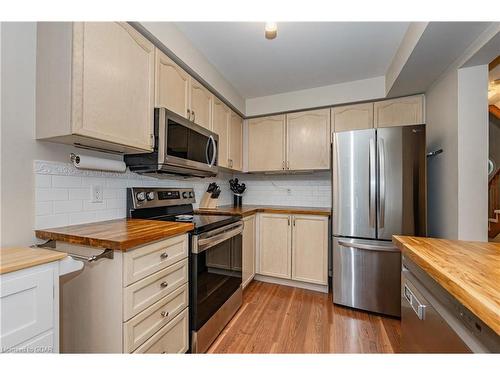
[194,223,243,253]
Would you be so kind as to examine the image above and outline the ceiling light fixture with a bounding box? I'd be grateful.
[265,22,277,40]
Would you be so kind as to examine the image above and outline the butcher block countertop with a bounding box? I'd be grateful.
[393,235,500,335]
[196,205,331,218]
[35,219,194,251]
[0,247,67,275]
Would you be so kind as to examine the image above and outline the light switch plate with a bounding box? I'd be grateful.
[91,184,103,203]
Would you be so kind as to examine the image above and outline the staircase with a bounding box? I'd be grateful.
[488,168,500,240]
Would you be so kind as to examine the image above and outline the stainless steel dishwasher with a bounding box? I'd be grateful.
[401,255,500,353]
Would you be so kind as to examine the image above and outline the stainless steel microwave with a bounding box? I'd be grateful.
[125,108,218,178]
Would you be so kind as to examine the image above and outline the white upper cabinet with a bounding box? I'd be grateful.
[212,97,230,169]
[228,111,243,171]
[374,95,424,128]
[155,49,190,119]
[248,115,286,172]
[286,108,330,170]
[189,77,213,130]
[332,102,374,132]
[36,22,155,153]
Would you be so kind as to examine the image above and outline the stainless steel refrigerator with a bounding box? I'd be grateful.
[332,124,426,317]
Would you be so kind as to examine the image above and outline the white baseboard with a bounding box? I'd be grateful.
[254,274,329,293]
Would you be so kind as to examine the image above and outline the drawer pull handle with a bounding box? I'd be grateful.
[160,252,169,259]
[160,311,169,318]
[160,281,169,288]
[162,351,167,354]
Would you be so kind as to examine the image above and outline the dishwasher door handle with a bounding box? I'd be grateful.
[404,283,428,320]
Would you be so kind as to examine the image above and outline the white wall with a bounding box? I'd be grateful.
[425,69,459,239]
[425,64,490,241]
[140,22,245,113]
[245,76,386,116]
[457,65,489,241]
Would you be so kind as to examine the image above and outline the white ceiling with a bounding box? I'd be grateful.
[174,22,409,98]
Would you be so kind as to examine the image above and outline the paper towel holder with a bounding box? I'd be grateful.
[70,153,80,164]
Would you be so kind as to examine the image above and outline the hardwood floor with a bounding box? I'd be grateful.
[208,281,401,353]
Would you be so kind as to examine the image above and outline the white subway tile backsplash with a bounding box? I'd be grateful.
[36,188,69,202]
[69,211,97,225]
[83,201,107,211]
[35,174,51,188]
[106,198,125,209]
[35,213,69,229]
[34,160,331,229]
[69,188,90,200]
[36,202,53,216]
[52,175,82,188]
[54,200,83,214]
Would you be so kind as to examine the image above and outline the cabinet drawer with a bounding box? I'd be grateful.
[133,308,189,354]
[123,259,188,321]
[124,284,188,352]
[123,234,188,286]
[0,266,54,351]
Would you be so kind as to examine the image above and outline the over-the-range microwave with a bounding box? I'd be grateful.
[125,108,218,178]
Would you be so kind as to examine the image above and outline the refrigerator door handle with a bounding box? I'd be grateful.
[337,239,399,252]
[378,137,386,229]
[369,138,376,228]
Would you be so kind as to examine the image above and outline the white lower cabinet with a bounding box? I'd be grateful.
[0,257,83,353]
[133,308,189,354]
[242,215,256,288]
[257,214,328,288]
[57,233,189,353]
[291,215,329,285]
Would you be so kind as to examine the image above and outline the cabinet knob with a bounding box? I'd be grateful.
[160,311,169,318]
[192,110,196,122]
[187,109,191,120]
[160,252,169,260]
[160,281,169,288]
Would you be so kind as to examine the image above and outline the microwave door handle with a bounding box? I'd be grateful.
[205,137,211,164]
[208,135,217,167]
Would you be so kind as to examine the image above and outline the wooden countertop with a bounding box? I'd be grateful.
[195,205,331,218]
[0,247,67,275]
[393,236,500,335]
[35,219,194,251]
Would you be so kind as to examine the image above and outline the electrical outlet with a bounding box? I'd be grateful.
[91,184,103,203]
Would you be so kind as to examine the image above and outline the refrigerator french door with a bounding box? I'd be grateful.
[332,125,426,316]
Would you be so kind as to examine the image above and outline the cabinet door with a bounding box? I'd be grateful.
[242,215,256,288]
[0,265,55,351]
[332,102,374,132]
[286,108,330,170]
[374,95,424,128]
[248,115,286,172]
[155,49,190,119]
[291,215,328,285]
[73,22,154,151]
[190,78,213,130]
[229,111,243,171]
[258,214,291,279]
[212,97,230,168]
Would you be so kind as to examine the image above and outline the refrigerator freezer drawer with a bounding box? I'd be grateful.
[333,237,401,316]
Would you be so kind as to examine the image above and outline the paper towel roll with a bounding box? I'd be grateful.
[71,153,127,173]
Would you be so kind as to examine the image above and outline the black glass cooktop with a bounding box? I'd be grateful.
[157,214,240,234]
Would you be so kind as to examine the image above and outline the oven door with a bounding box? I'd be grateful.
[157,108,218,175]
[190,222,243,332]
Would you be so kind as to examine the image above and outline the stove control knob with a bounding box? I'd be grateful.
[146,192,155,201]
[136,192,146,202]
[182,192,188,199]
[189,192,194,198]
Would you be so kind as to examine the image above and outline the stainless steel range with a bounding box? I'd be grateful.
[127,187,243,353]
